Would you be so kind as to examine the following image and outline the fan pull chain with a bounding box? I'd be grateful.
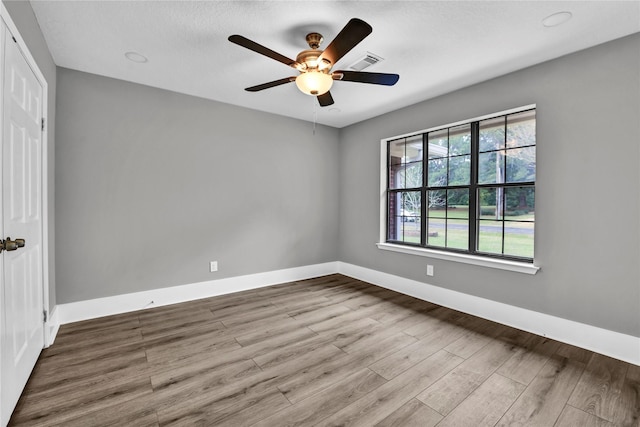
[312,98,318,135]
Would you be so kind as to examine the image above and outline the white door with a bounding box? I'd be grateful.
[0,24,45,426]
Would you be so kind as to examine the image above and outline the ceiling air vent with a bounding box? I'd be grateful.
[348,52,383,71]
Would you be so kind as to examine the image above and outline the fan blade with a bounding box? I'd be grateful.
[229,35,299,68]
[318,18,372,67]
[317,91,334,107]
[245,77,296,92]
[334,70,399,86]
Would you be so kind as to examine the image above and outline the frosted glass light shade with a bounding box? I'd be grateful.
[295,71,333,96]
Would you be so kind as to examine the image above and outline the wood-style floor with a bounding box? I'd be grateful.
[10,274,640,426]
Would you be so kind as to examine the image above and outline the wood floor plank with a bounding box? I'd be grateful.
[150,356,262,394]
[374,398,442,427]
[276,329,421,405]
[9,274,638,426]
[143,325,240,364]
[435,373,526,427]
[222,312,297,338]
[367,297,438,326]
[272,293,333,312]
[369,321,466,380]
[252,332,341,370]
[11,376,153,426]
[25,348,148,393]
[555,405,616,427]
[155,324,318,374]
[253,368,387,427]
[416,336,520,415]
[153,368,280,423]
[568,353,639,425]
[401,306,465,339]
[233,317,308,347]
[495,354,586,426]
[306,306,382,334]
[623,364,640,426]
[315,350,463,427]
[203,389,291,427]
[443,327,493,359]
[219,303,290,328]
[207,298,275,322]
[338,329,417,357]
[289,303,353,325]
[43,323,143,356]
[47,395,160,427]
[496,335,561,385]
[555,341,595,364]
[138,308,220,339]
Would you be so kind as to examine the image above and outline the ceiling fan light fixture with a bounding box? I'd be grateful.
[295,71,333,96]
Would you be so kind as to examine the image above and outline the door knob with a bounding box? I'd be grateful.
[3,237,25,252]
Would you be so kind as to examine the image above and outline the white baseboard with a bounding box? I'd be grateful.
[52,260,639,366]
[44,306,60,347]
[338,262,640,366]
[57,262,339,325]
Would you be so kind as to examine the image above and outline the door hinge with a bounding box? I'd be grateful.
[41,118,45,132]
[43,310,48,323]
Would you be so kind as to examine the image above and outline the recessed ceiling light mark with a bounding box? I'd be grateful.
[542,11,572,28]
[125,51,148,63]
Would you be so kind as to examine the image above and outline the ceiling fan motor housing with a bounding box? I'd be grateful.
[305,32,323,49]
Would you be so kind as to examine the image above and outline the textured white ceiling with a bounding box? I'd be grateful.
[30,1,640,128]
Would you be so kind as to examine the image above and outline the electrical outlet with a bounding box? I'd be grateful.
[210,261,218,272]
[427,264,434,276]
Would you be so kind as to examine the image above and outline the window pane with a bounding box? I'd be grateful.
[449,124,471,155]
[404,135,423,162]
[389,136,423,190]
[427,217,445,247]
[428,158,447,187]
[428,129,448,159]
[427,190,446,210]
[506,146,535,183]
[447,189,469,219]
[505,187,534,219]
[478,151,505,184]
[447,219,468,250]
[405,162,423,188]
[478,220,503,254]
[402,191,421,221]
[449,155,470,185]
[478,187,502,220]
[479,116,505,152]
[447,189,469,250]
[389,138,404,165]
[388,191,421,243]
[504,222,534,258]
[507,110,536,148]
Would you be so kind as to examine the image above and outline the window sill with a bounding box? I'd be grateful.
[376,243,540,275]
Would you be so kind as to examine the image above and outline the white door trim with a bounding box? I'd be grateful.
[0,2,50,345]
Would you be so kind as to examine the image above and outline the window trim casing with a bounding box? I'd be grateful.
[378,104,540,275]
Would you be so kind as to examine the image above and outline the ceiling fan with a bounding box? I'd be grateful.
[228,18,399,107]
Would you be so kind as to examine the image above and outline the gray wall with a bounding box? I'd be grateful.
[3,0,57,310]
[339,33,640,338]
[55,68,339,303]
